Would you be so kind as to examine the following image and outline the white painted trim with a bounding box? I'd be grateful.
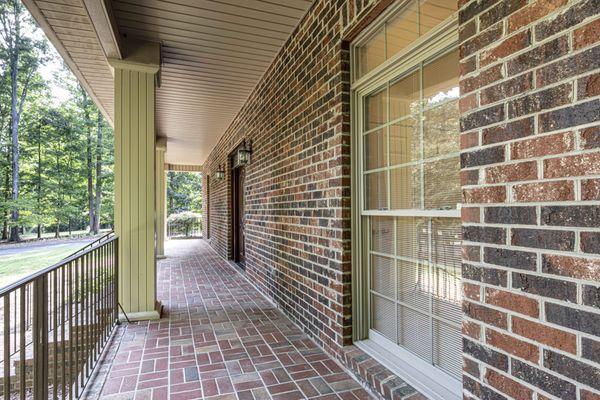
[81,0,123,60]
[109,58,160,74]
[361,209,460,218]
[356,333,461,400]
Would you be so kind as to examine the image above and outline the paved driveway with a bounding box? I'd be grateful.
[0,238,94,257]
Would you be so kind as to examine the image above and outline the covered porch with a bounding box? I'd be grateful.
[11,0,600,400]
[87,239,381,400]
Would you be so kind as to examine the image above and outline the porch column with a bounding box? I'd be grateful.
[110,40,161,321]
[156,138,167,258]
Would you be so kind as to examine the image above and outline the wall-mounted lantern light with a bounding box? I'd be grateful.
[236,140,252,166]
[214,165,225,181]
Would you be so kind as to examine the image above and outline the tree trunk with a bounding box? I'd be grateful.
[55,221,60,238]
[8,37,20,242]
[86,109,94,234]
[93,114,103,234]
[36,130,41,240]
[2,161,8,241]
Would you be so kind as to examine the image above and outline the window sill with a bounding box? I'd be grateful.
[355,333,461,400]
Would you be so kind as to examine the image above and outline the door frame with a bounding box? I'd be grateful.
[230,144,247,267]
[205,174,210,239]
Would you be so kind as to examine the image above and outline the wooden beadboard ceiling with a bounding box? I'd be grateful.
[24,0,313,165]
[23,0,116,123]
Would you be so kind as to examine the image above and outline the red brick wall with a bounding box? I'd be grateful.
[459,0,600,399]
[202,0,600,397]
[202,0,393,357]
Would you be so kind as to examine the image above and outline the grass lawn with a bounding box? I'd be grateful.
[17,228,111,241]
[0,244,82,289]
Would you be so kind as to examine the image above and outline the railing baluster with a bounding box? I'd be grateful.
[92,250,97,363]
[114,240,119,323]
[68,261,73,400]
[13,290,16,355]
[33,275,49,400]
[85,251,90,380]
[61,265,66,400]
[100,244,106,343]
[104,244,108,339]
[19,287,25,400]
[0,236,119,399]
[4,295,10,399]
[74,258,79,397]
[95,248,100,358]
[52,270,57,400]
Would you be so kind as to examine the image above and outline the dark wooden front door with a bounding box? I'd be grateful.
[232,165,246,267]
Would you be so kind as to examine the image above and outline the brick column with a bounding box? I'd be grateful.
[459,1,600,399]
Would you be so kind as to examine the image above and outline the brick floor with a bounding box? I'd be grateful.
[98,239,373,400]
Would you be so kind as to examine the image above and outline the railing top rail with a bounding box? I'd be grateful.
[63,230,115,259]
[0,235,118,297]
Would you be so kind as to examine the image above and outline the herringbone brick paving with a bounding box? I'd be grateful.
[99,239,373,400]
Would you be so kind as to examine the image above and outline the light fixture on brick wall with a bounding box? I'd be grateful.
[214,165,225,181]
[236,140,252,166]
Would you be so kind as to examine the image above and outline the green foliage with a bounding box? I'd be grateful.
[0,0,115,240]
[167,211,202,237]
[167,171,202,215]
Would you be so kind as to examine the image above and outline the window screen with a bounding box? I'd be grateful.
[361,47,462,380]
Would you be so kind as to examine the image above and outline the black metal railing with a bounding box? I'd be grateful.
[63,231,115,260]
[0,236,118,399]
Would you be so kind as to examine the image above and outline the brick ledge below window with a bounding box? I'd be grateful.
[341,345,429,400]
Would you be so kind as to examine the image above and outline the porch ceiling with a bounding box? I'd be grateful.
[23,0,313,165]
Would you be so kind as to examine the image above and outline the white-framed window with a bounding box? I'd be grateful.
[351,1,461,398]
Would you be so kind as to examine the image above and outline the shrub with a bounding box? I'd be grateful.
[167,211,202,237]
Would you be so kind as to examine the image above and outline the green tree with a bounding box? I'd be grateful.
[20,95,52,238]
[167,171,202,216]
[0,0,48,241]
[0,2,115,242]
